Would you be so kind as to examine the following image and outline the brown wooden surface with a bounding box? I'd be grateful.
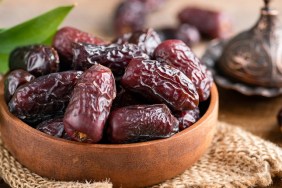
[0,0,282,187]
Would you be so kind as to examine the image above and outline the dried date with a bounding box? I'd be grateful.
[174,107,200,131]
[9,45,59,77]
[114,28,161,56]
[112,88,147,109]
[157,24,200,46]
[52,26,106,70]
[127,28,161,56]
[8,71,83,125]
[63,64,116,143]
[178,7,233,39]
[154,40,212,101]
[4,69,35,103]
[72,43,149,77]
[121,58,199,111]
[107,104,179,144]
[114,0,146,35]
[36,117,64,138]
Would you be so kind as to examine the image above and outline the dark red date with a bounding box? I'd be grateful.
[154,40,212,101]
[157,24,200,46]
[52,26,106,70]
[9,45,59,77]
[114,28,161,56]
[178,7,233,39]
[114,0,146,35]
[8,71,83,125]
[107,104,179,144]
[121,58,199,111]
[112,88,147,109]
[36,117,64,138]
[72,43,148,77]
[127,28,161,56]
[4,69,35,103]
[64,64,116,143]
[174,107,200,131]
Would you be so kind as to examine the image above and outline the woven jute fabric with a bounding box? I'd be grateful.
[0,121,281,188]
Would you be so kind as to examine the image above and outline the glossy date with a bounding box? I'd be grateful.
[8,71,83,125]
[52,26,106,70]
[174,107,200,131]
[154,40,212,101]
[36,117,65,138]
[72,43,148,77]
[63,64,116,143]
[107,104,179,144]
[4,69,35,103]
[121,58,199,111]
[9,45,59,77]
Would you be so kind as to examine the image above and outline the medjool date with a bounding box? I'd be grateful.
[114,0,146,35]
[121,58,199,111]
[52,26,106,70]
[112,88,147,109]
[175,107,200,131]
[154,40,212,101]
[72,43,148,77]
[178,7,233,39]
[9,45,59,77]
[4,69,35,103]
[157,24,200,46]
[107,104,179,144]
[64,64,116,143]
[114,28,161,57]
[8,71,83,125]
[36,117,64,138]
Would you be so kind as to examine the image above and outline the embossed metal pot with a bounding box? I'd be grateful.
[218,0,282,87]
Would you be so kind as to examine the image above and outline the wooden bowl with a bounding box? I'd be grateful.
[0,80,218,188]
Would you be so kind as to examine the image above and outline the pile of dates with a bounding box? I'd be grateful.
[5,26,213,144]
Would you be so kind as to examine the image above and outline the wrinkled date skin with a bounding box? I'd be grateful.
[114,28,161,57]
[9,45,59,77]
[178,7,233,39]
[36,117,64,138]
[121,58,199,111]
[72,43,148,77]
[52,26,106,70]
[64,64,116,143]
[154,40,212,101]
[8,71,83,125]
[114,0,146,35]
[174,107,200,131]
[4,69,35,103]
[112,88,147,109]
[157,24,200,46]
[107,104,179,144]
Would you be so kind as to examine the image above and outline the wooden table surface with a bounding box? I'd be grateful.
[0,0,282,187]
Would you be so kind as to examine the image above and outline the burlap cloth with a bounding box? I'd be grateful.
[0,121,281,188]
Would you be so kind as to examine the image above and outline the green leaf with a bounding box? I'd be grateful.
[0,5,74,54]
[0,53,9,73]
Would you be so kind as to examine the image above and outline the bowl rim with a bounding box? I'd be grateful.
[1,83,218,149]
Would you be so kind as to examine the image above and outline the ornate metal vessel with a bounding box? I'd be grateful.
[218,0,282,87]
